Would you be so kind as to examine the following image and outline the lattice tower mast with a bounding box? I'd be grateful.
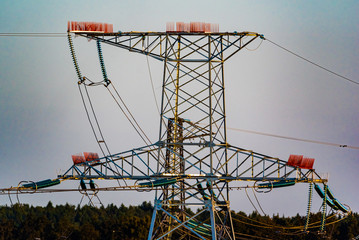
[153,30,259,240]
[70,26,261,239]
[65,22,323,240]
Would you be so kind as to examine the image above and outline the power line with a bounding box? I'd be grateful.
[0,33,66,37]
[228,127,359,150]
[2,32,357,86]
[4,31,358,150]
[265,38,359,86]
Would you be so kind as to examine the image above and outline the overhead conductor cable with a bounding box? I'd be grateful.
[265,38,359,86]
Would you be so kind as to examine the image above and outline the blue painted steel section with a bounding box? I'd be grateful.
[132,150,155,175]
[158,206,208,240]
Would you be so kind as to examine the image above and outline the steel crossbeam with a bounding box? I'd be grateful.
[59,142,322,182]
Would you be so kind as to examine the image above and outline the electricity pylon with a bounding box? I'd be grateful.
[63,24,326,240]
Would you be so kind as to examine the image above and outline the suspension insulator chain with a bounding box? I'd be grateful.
[67,33,82,82]
[304,182,313,232]
[96,40,111,86]
[320,184,328,232]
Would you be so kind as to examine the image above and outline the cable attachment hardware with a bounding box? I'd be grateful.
[320,184,328,233]
[135,180,153,192]
[253,180,273,193]
[78,179,102,207]
[304,182,313,232]
[96,40,111,87]
[78,179,99,195]
[16,180,37,206]
[67,32,82,81]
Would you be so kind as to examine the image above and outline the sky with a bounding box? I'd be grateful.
[0,0,358,217]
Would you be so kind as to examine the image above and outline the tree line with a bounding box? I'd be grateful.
[0,202,357,240]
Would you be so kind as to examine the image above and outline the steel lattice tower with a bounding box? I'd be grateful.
[62,24,327,240]
[150,33,249,239]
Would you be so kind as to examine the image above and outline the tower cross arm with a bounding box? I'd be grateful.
[73,31,263,62]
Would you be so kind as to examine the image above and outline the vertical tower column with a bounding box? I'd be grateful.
[149,34,235,240]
